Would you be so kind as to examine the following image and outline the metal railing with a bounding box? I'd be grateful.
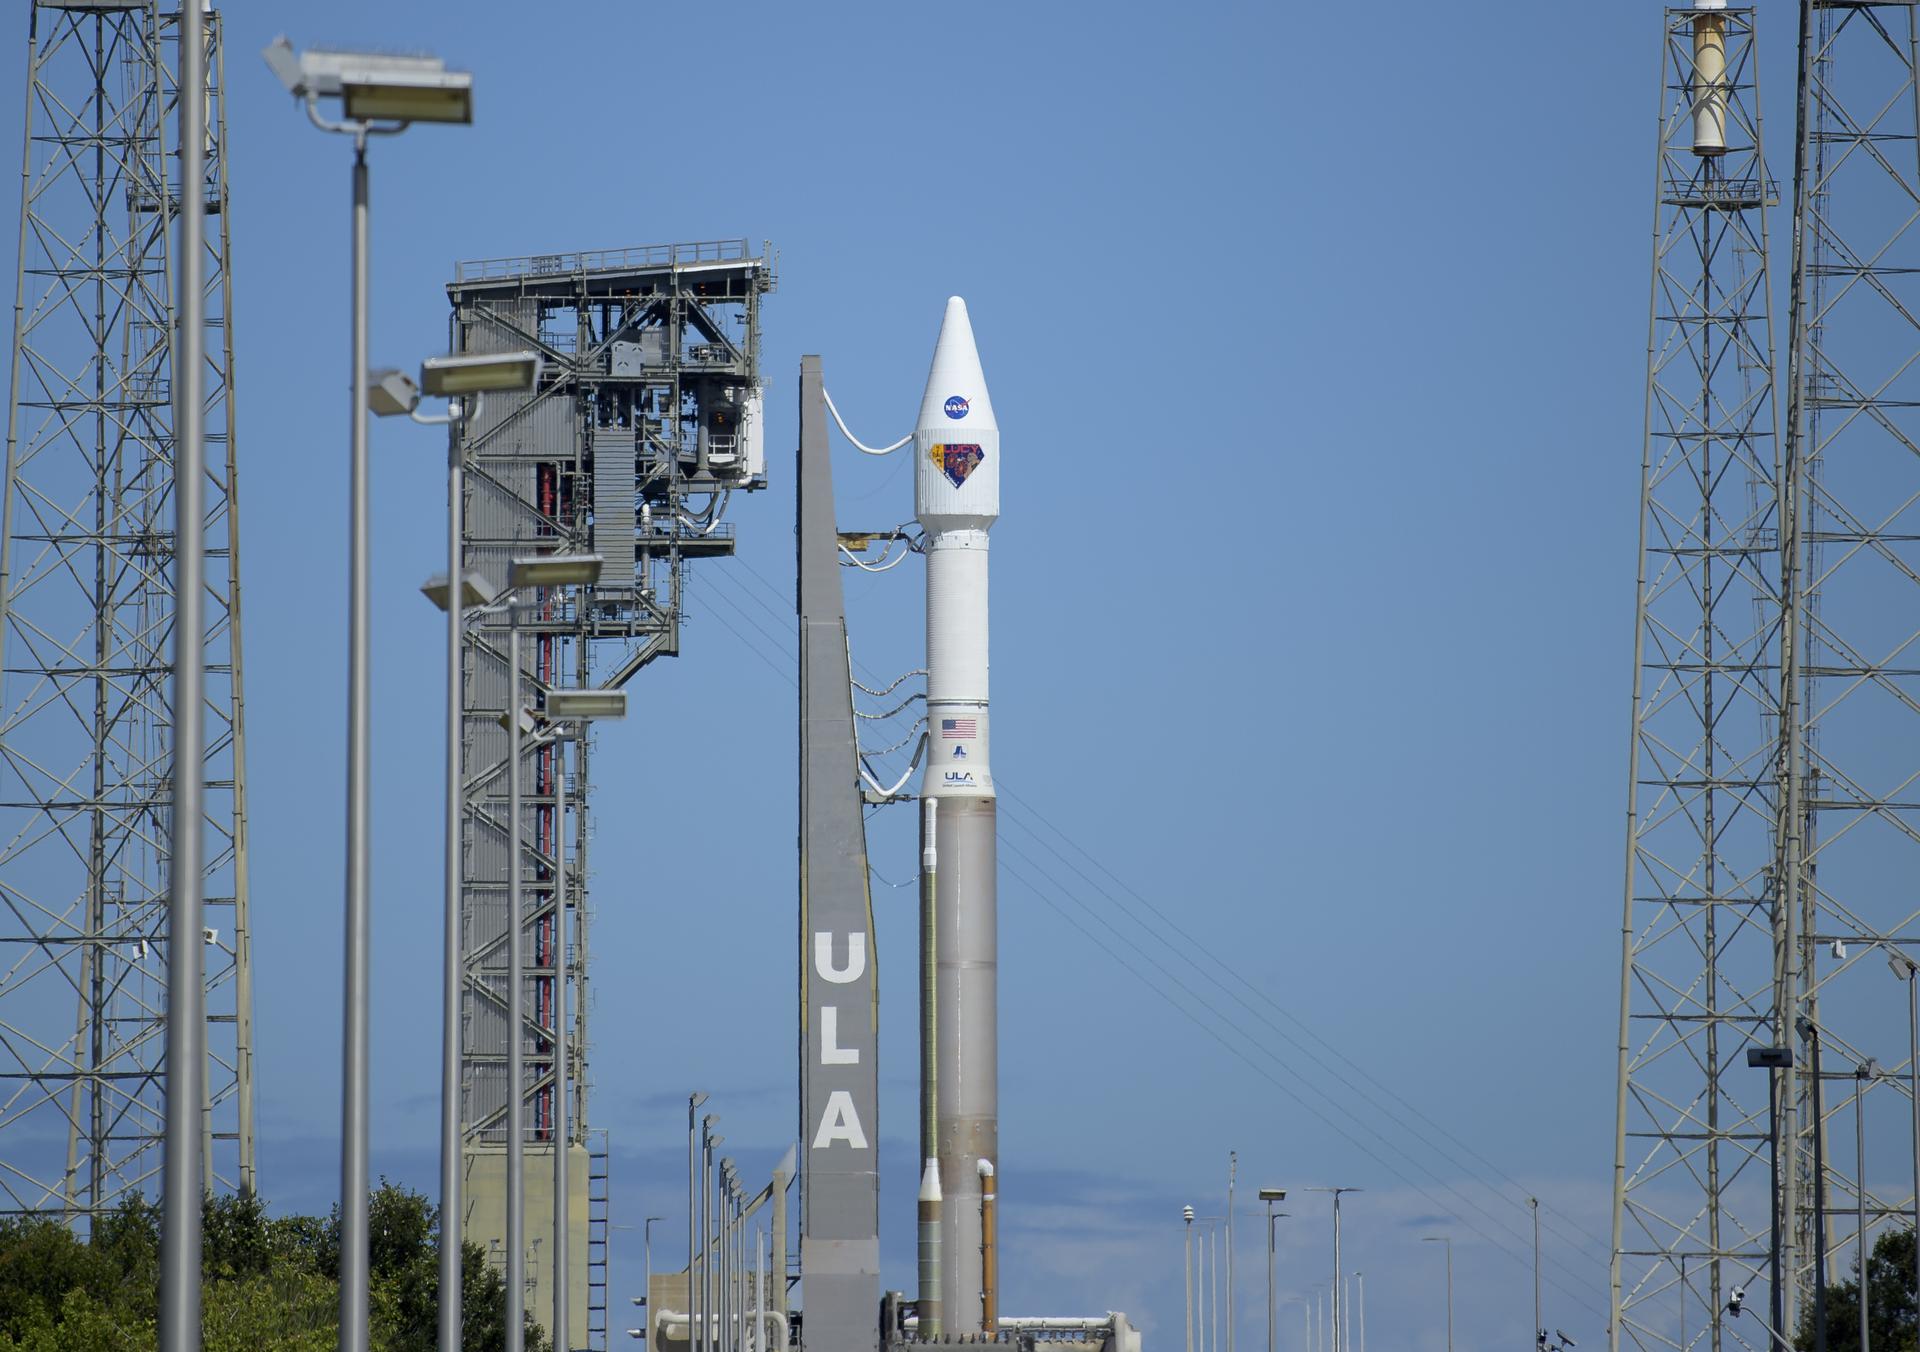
[455,239,755,284]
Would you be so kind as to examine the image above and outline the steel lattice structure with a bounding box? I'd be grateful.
[0,1,253,1218]
[1612,12,1784,1351]
[448,241,771,1348]
[1775,0,1920,1331]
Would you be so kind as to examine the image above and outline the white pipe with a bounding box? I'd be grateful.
[822,387,910,455]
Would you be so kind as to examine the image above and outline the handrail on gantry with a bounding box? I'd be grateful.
[453,238,754,283]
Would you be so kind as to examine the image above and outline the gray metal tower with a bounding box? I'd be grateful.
[1777,0,1920,1327]
[0,1,254,1218]
[1610,10,1782,1349]
[447,241,771,1349]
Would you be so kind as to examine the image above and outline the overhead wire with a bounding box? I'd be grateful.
[714,546,1607,1308]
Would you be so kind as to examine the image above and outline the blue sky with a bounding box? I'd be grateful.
[0,0,1807,1346]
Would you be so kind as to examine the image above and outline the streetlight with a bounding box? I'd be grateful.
[1258,1189,1287,1352]
[1305,1187,1360,1352]
[160,8,210,1351]
[1185,1206,1197,1352]
[263,36,474,1352]
[375,348,540,1352]
[1530,1196,1542,1352]
[1856,1058,1880,1352]
[423,551,601,1352]
[1422,1237,1452,1352]
[1799,1014,1832,1352]
[1889,949,1920,1316]
[1747,1044,1794,1337]
[539,690,623,1352]
[643,1216,666,1344]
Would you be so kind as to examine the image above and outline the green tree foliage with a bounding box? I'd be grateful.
[1796,1224,1919,1352]
[0,1183,547,1352]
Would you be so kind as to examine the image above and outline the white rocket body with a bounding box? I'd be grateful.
[915,297,998,1328]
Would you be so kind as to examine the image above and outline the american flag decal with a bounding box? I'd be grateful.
[940,718,977,739]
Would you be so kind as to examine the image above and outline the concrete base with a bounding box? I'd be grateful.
[464,1143,591,1351]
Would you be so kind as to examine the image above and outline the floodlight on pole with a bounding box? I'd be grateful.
[422,350,541,397]
[510,553,604,589]
[262,39,472,125]
[545,689,628,721]
[420,572,503,615]
[262,36,478,1352]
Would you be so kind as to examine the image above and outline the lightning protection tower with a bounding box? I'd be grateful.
[0,2,254,1219]
[1774,0,1920,1325]
[1610,9,1783,1350]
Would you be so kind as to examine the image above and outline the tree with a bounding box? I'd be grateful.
[1797,1225,1919,1352]
[0,1183,548,1352]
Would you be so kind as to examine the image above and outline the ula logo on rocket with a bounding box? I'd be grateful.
[943,395,969,420]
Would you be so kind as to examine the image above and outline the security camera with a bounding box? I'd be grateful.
[1728,1286,1747,1317]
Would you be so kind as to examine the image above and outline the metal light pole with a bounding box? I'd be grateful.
[1889,951,1920,1316]
[1186,1206,1196,1352]
[1530,1196,1541,1352]
[1307,1187,1360,1352]
[1421,1237,1452,1352]
[644,1215,664,1342]
[261,39,473,1352]
[1212,1222,1221,1352]
[160,7,208,1349]
[1353,1273,1364,1352]
[1856,1060,1877,1352]
[1259,1190,1287,1352]
[1749,1045,1794,1341]
[687,1097,707,1352]
[394,355,544,1352]
[1228,1153,1238,1352]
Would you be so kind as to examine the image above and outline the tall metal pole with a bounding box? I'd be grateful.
[1806,1019,1829,1352]
[1532,1196,1542,1350]
[439,397,466,1352]
[1856,1063,1872,1352]
[1212,1224,1221,1352]
[1444,1244,1453,1352]
[1228,1153,1237,1352]
[506,616,525,1352]
[1354,1273,1364,1352]
[160,5,208,1348]
[1911,975,1919,1326]
[1266,1205,1278,1352]
[1186,1207,1196,1352]
[687,1098,705,1352]
[1332,1201,1343,1352]
[338,134,373,1352]
[554,766,571,1352]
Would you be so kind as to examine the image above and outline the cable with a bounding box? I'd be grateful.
[997,846,1607,1319]
[823,388,910,455]
[853,670,926,698]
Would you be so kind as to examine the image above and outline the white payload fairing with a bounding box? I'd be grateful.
[915,297,999,1329]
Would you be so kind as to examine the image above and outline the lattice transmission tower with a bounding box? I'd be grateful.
[0,1,254,1218]
[1774,0,1920,1328]
[1611,10,1784,1350]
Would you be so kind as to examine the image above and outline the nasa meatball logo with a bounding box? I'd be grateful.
[943,395,969,420]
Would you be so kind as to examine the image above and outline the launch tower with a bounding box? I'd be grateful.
[447,240,771,1349]
[0,1,254,1219]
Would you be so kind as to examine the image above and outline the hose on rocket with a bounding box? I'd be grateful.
[822,387,910,455]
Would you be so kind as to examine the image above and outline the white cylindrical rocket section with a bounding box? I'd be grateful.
[915,297,999,1329]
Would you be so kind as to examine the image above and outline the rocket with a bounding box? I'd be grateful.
[915,297,999,1331]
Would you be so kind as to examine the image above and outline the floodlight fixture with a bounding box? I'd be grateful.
[368,368,419,418]
[1258,1188,1286,1202]
[262,38,473,125]
[545,689,628,721]
[420,571,502,614]
[509,553,603,588]
[421,351,541,397]
[1746,1046,1793,1070]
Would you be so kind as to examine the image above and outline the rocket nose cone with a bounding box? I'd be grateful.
[917,295,996,432]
